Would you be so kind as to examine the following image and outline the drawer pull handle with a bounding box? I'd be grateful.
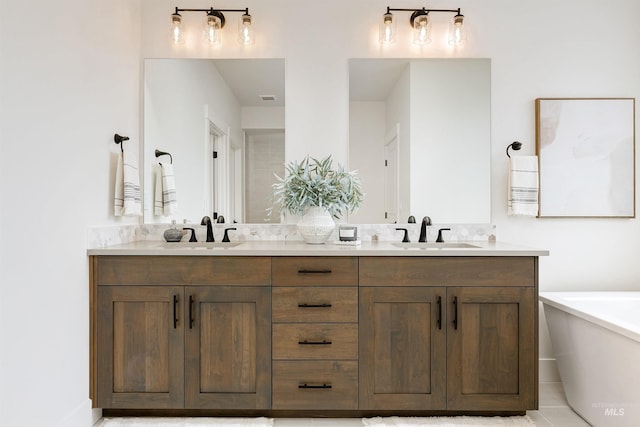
[298,383,332,389]
[298,303,332,308]
[298,269,332,274]
[298,340,332,345]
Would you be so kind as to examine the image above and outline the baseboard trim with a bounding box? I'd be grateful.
[539,358,560,383]
[55,399,102,427]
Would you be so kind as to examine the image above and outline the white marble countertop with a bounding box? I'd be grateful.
[87,240,549,257]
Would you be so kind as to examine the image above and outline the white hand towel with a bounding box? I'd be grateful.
[508,156,539,217]
[114,150,142,217]
[153,164,164,216]
[160,163,178,216]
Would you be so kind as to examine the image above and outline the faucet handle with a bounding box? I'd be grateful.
[436,228,451,243]
[183,227,197,242]
[223,227,237,242]
[395,228,410,243]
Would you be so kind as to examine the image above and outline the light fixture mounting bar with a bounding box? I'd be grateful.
[174,7,249,14]
[173,6,250,29]
[386,6,461,14]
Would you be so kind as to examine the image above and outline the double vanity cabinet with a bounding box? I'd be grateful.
[89,241,543,417]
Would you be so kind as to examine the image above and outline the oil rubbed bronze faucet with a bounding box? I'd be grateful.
[419,216,432,242]
[201,216,214,242]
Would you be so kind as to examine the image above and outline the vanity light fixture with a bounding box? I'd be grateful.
[380,6,465,46]
[170,6,255,46]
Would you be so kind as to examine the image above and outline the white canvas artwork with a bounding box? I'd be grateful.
[536,98,635,217]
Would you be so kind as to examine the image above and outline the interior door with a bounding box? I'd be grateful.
[384,125,399,223]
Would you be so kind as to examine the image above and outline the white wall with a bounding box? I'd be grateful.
[0,1,141,426]
[1,0,639,425]
[410,60,491,223]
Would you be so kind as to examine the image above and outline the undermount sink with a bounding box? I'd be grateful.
[392,242,481,249]
[160,241,243,249]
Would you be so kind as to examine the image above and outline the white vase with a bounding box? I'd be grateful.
[297,207,335,244]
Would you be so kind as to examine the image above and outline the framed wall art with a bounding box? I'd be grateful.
[535,98,636,218]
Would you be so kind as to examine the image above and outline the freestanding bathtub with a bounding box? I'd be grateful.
[540,292,640,427]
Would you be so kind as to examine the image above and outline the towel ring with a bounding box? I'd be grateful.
[506,141,523,158]
[155,149,173,164]
[114,134,130,153]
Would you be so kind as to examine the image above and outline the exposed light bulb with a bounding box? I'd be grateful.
[238,13,255,45]
[448,14,466,46]
[169,13,185,45]
[412,14,431,45]
[379,12,396,44]
[204,13,222,45]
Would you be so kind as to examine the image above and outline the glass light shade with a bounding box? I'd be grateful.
[412,15,431,45]
[448,14,466,46]
[204,14,222,45]
[169,13,185,45]
[379,13,396,44]
[238,13,255,45]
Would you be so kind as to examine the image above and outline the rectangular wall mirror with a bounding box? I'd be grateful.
[349,58,491,224]
[143,58,285,224]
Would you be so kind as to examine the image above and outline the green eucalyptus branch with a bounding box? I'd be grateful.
[269,155,364,219]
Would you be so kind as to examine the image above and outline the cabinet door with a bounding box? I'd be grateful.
[185,286,271,409]
[447,286,536,411]
[97,286,185,409]
[359,287,446,410]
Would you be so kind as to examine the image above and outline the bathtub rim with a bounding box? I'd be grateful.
[540,291,640,344]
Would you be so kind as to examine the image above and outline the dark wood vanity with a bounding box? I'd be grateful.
[90,252,538,416]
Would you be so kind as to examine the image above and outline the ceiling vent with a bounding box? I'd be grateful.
[260,94,277,102]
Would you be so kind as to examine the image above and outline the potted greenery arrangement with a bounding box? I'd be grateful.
[270,155,364,244]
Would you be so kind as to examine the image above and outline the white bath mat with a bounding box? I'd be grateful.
[362,416,535,426]
[98,418,273,427]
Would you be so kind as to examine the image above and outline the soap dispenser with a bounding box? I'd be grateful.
[163,220,184,242]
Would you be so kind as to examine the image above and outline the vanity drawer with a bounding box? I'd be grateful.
[272,324,358,360]
[272,287,358,323]
[272,360,358,409]
[272,257,358,286]
[359,256,536,287]
[96,256,271,286]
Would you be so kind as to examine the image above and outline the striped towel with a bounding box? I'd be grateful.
[154,163,178,216]
[114,150,142,216]
[508,156,539,217]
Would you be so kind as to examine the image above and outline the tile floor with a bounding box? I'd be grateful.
[97,382,591,426]
[271,382,591,426]
[527,382,591,427]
